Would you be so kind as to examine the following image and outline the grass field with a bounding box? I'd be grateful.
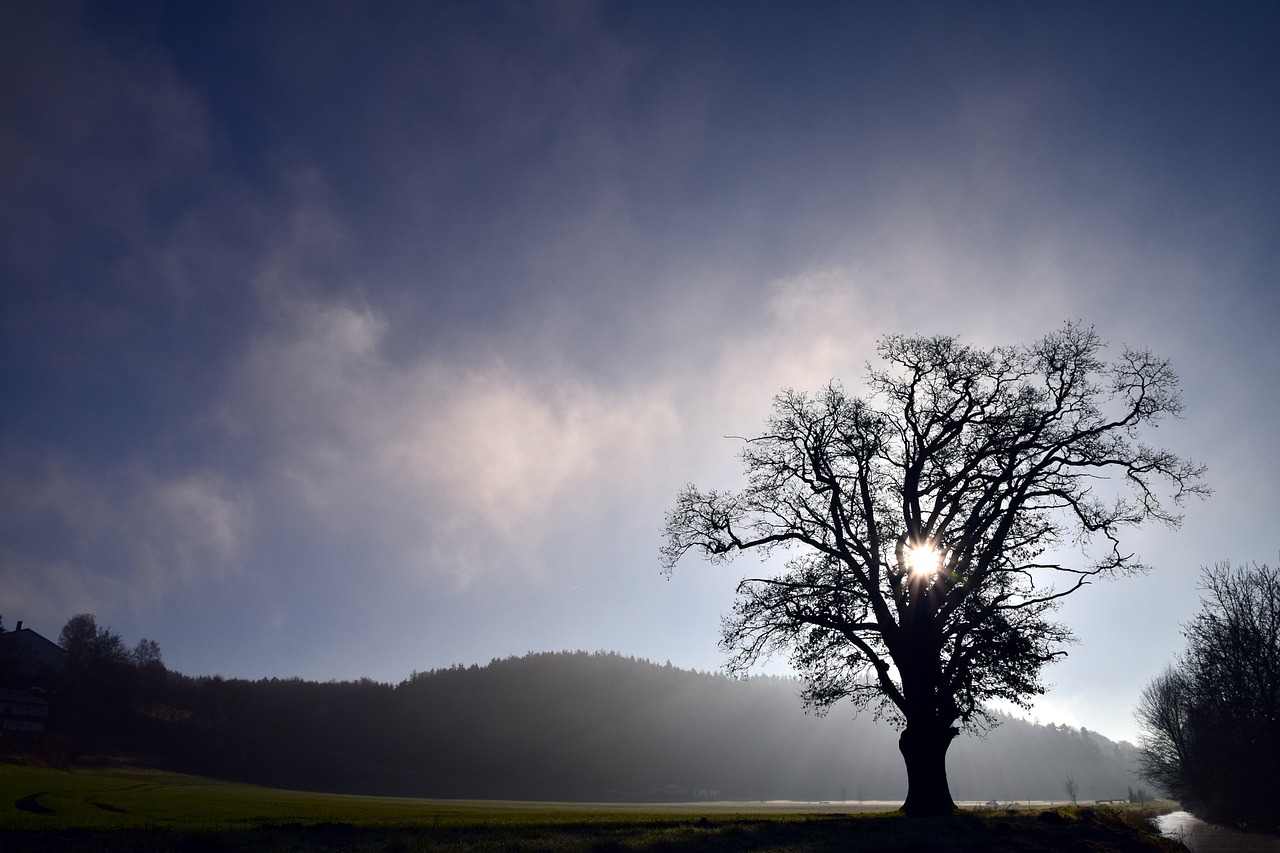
[1,763,1185,851]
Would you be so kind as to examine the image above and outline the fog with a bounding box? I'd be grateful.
[127,651,1149,803]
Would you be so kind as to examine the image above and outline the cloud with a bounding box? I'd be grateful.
[235,280,685,588]
[0,452,252,619]
[132,472,253,584]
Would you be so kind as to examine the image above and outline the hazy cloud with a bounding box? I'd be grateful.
[0,453,252,618]
[235,280,685,588]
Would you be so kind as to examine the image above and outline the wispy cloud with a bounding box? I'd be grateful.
[234,279,685,588]
[0,453,252,618]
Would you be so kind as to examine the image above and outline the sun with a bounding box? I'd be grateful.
[906,543,943,578]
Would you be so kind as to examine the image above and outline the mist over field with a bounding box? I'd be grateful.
[122,652,1146,803]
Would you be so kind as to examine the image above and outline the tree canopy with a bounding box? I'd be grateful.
[663,323,1206,815]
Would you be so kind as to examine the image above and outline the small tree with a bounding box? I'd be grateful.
[1063,775,1079,805]
[663,324,1206,815]
[131,638,163,668]
[1137,561,1280,828]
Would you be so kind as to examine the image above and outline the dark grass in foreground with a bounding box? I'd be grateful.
[2,764,1185,851]
[5,811,1190,853]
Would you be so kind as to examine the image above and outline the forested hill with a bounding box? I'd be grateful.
[96,650,1146,802]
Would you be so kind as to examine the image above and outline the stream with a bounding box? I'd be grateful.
[1155,812,1280,853]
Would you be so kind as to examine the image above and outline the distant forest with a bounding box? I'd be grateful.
[7,631,1150,802]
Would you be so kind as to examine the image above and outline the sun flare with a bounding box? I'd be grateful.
[906,543,942,578]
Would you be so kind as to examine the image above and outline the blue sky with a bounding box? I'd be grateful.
[3,0,1278,745]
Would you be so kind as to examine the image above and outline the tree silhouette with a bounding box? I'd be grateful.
[1137,561,1280,829]
[663,323,1206,816]
[56,613,142,747]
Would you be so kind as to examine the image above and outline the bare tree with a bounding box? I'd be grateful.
[1134,666,1194,800]
[663,323,1206,816]
[1137,561,1280,828]
[1063,775,1079,806]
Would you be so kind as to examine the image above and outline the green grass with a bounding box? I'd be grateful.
[1,763,1186,851]
[1,763,650,830]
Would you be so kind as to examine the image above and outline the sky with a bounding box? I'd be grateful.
[2,0,1278,747]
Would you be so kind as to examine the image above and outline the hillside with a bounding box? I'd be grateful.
[115,651,1147,802]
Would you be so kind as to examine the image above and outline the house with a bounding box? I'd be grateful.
[0,622,66,688]
[0,687,51,733]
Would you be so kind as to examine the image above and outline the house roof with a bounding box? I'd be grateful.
[0,627,66,658]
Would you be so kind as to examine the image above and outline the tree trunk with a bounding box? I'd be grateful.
[898,722,958,816]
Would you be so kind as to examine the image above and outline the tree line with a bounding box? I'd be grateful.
[5,621,1147,803]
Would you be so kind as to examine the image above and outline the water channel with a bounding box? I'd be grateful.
[1155,812,1280,853]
